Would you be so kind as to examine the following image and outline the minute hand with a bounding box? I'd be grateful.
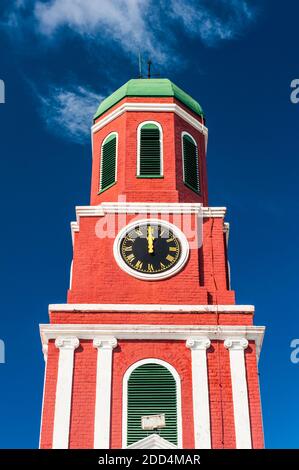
[147,226,155,254]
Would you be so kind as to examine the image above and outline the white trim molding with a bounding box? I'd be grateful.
[224,338,252,449]
[137,121,163,177]
[92,102,208,138]
[113,218,190,281]
[49,303,254,314]
[70,204,227,244]
[93,337,117,449]
[122,358,183,449]
[186,337,211,449]
[52,336,79,449]
[40,324,265,363]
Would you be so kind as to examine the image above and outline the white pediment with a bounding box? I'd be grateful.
[126,434,177,449]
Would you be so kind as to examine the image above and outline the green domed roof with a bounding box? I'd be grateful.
[94,78,204,121]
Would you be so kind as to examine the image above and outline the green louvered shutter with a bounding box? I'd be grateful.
[100,134,117,192]
[127,363,178,446]
[183,134,200,193]
[139,124,161,177]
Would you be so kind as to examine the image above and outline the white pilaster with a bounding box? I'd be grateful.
[93,337,117,449]
[53,336,79,449]
[186,337,211,449]
[224,338,252,449]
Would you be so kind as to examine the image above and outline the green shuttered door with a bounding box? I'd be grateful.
[139,124,161,177]
[100,134,116,191]
[183,134,200,193]
[127,363,178,446]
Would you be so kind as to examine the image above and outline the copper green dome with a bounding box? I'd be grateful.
[94,78,204,121]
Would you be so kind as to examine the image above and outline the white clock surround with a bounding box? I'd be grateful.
[113,218,190,281]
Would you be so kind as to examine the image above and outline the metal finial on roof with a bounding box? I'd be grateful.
[147,59,152,79]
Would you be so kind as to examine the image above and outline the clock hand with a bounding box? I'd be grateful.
[147,226,155,254]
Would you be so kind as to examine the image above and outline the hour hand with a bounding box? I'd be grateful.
[147,226,155,254]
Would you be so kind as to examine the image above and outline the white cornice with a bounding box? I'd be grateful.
[101,202,205,214]
[48,303,254,314]
[39,324,265,361]
[70,204,227,244]
[92,102,208,137]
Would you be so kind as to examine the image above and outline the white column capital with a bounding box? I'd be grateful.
[224,338,248,351]
[186,337,211,350]
[93,337,117,350]
[55,336,80,350]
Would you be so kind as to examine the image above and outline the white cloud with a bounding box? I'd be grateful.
[34,0,166,61]
[38,85,103,144]
[169,0,255,45]
[33,0,256,52]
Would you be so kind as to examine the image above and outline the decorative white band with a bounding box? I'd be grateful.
[91,102,208,137]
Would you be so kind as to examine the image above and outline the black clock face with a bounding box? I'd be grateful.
[120,223,181,275]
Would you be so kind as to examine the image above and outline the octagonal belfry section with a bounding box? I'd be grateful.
[91,78,209,205]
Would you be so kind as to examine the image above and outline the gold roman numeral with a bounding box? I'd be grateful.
[124,246,133,252]
[166,254,175,262]
[135,260,143,270]
[126,254,135,262]
[135,229,143,237]
[169,246,177,252]
[147,263,154,272]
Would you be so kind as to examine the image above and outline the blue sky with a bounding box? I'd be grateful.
[0,0,298,448]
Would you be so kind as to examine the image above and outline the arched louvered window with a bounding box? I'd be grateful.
[182,132,200,194]
[137,122,163,177]
[125,362,179,447]
[99,132,117,192]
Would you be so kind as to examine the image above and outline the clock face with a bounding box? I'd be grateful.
[120,223,181,275]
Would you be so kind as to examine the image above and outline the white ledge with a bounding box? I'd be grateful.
[48,303,254,314]
[70,204,227,243]
[40,324,265,361]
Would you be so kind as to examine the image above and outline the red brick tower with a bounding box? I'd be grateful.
[39,78,265,449]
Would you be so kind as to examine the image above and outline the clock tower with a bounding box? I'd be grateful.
[39,78,265,449]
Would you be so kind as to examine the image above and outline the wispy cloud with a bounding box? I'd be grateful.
[38,85,103,144]
[33,0,257,51]
[169,0,255,45]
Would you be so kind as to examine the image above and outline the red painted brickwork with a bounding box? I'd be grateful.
[110,340,195,449]
[40,338,263,448]
[68,341,97,448]
[207,341,236,448]
[39,341,58,449]
[245,342,264,448]
[91,98,207,205]
[67,213,235,305]
[49,312,253,326]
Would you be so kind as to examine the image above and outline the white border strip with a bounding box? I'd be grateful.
[48,303,254,314]
[40,324,265,362]
[92,102,208,137]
